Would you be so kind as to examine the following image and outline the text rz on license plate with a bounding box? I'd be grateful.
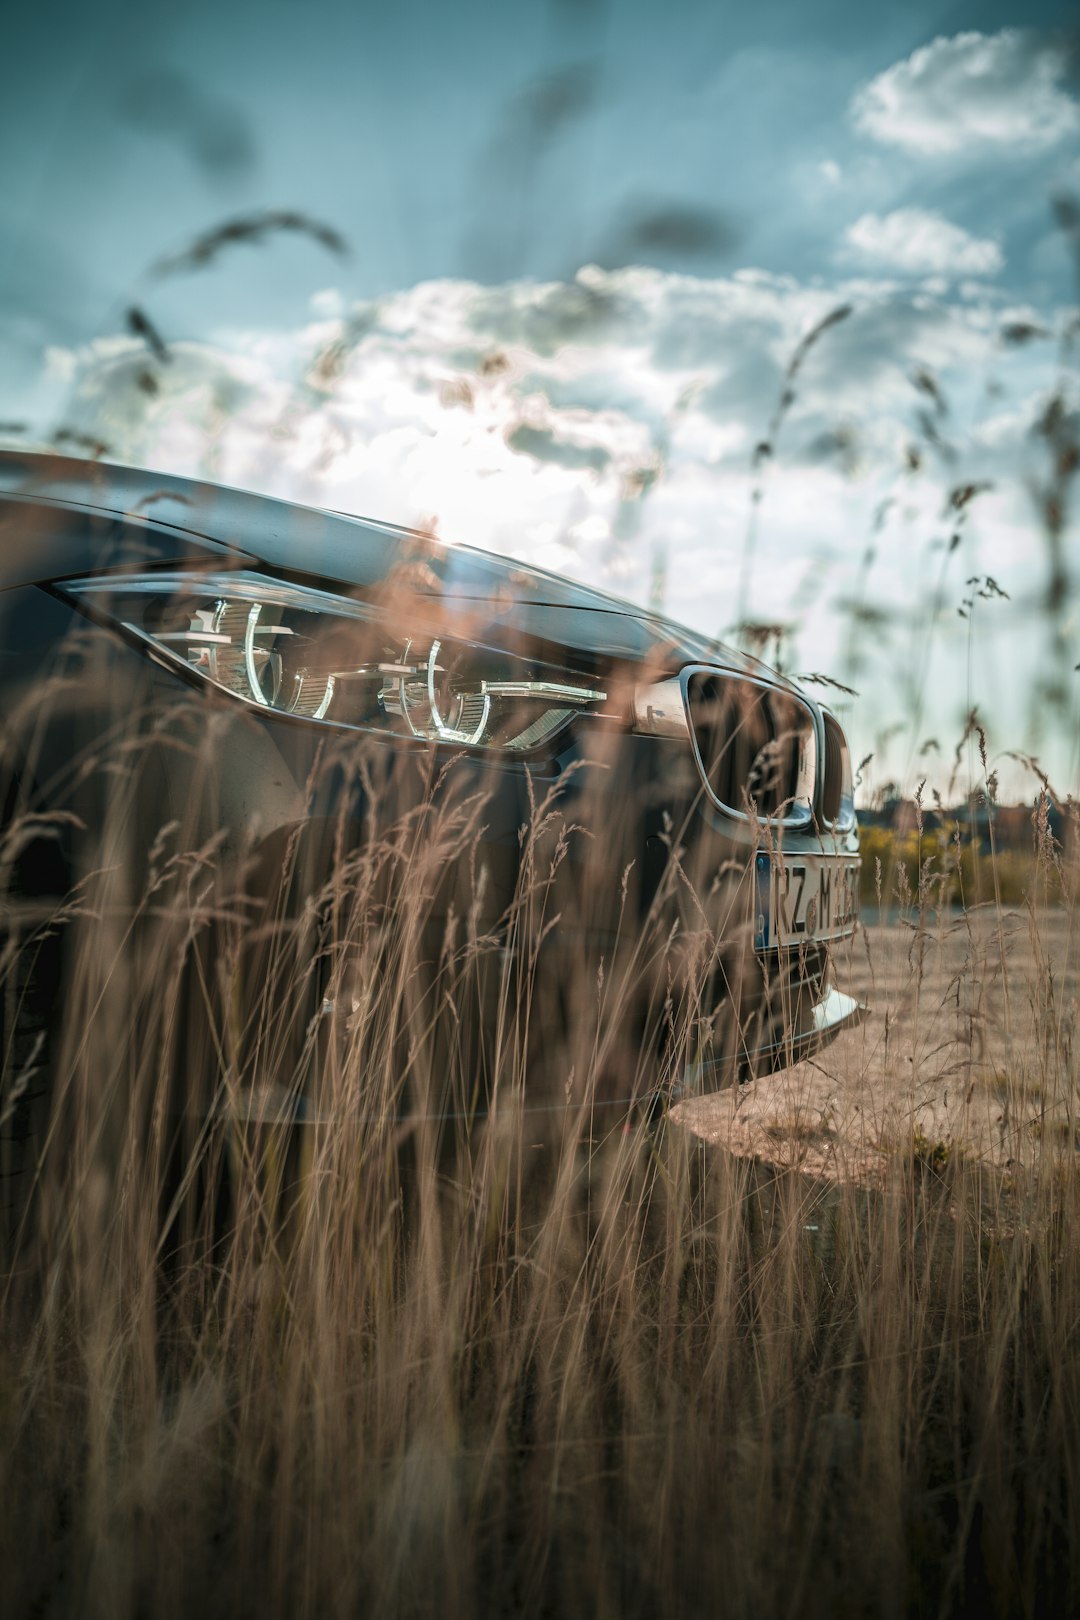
[754,853,859,951]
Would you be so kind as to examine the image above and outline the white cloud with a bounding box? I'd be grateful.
[852,30,1080,156]
[44,346,77,382]
[819,160,842,186]
[46,265,1075,791]
[55,265,1040,581]
[309,288,345,318]
[843,209,1004,277]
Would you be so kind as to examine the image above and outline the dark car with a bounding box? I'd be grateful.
[0,451,862,1215]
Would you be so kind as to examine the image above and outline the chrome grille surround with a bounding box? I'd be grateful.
[820,709,856,831]
[680,667,818,827]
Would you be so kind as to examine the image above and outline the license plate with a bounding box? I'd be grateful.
[753,852,860,951]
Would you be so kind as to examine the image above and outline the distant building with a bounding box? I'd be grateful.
[857,791,1071,854]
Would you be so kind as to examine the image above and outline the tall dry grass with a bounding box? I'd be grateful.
[1,625,1078,1620]
[3,201,1078,1611]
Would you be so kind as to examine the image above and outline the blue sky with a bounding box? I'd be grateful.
[5,0,1077,335]
[3,2,1079,795]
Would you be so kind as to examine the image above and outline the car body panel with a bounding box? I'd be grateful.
[0,450,864,1113]
[0,452,778,673]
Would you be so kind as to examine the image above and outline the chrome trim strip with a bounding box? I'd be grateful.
[677,987,867,1094]
[632,676,690,739]
[811,987,865,1037]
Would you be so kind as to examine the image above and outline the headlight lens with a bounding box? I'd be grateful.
[61,572,607,752]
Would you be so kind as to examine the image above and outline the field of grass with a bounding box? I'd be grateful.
[678,905,1079,1177]
[2,708,1078,1620]
[2,215,1078,1613]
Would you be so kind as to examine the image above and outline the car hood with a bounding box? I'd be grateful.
[0,451,769,673]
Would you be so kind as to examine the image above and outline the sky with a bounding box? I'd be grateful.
[2,0,1079,800]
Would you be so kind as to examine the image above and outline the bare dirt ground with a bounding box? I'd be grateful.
[672,908,1080,1182]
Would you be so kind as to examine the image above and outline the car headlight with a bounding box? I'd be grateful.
[60,571,607,753]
